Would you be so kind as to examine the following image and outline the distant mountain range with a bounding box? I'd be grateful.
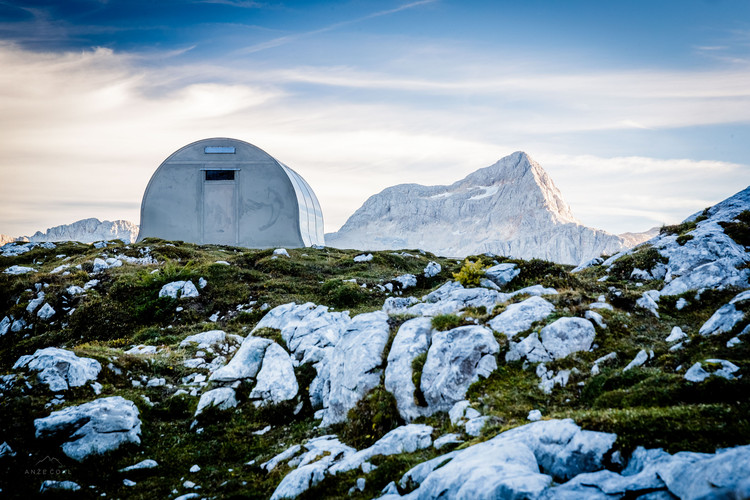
[326,151,654,265]
[1,218,138,245]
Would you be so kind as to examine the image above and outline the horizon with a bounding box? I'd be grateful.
[1,0,749,238]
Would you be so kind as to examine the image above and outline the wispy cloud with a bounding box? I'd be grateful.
[0,38,747,237]
[238,0,437,54]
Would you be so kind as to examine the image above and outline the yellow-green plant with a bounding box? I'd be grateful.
[453,258,486,287]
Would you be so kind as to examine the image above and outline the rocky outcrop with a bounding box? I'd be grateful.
[34,396,141,461]
[384,317,434,422]
[326,152,632,264]
[382,419,616,499]
[420,325,499,413]
[13,347,101,392]
[506,317,596,363]
[488,296,555,339]
[602,185,750,296]
[315,311,390,426]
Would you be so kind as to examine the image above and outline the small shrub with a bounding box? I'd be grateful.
[676,234,694,246]
[320,279,369,308]
[340,386,403,449]
[453,259,486,287]
[719,210,750,247]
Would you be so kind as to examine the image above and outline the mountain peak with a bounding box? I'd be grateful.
[326,152,626,264]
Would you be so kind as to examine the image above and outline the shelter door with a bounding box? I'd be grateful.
[203,175,237,245]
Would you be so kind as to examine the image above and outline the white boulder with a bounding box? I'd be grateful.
[539,317,596,360]
[249,342,299,405]
[4,265,37,275]
[195,387,238,416]
[209,337,272,382]
[423,261,441,278]
[34,396,141,461]
[384,317,433,421]
[37,303,56,320]
[158,280,199,299]
[484,263,520,287]
[623,349,651,372]
[684,359,740,382]
[13,347,101,392]
[666,326,687,342]
[699,290,750,336]
[318,311,390,426]
[420,325,499,413]
[489,296,555,339]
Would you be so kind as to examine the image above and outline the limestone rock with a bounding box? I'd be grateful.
[699,290,750,336]
[488,296,555,339]
[330,424,433,474]
[623,349,651,372]
[158,280,199,299]
[195,387,238,416]
[484,263,520,287]
[13,347,101,392]
[684,359,740,382]
[36,303,56,320]
[433,433,463,449]
[254,302,350,366]
[249,342,299,406]
[423,261,441,278]
[420,325,499,413]
[180,329,242,349]
[318,311,391,426]
[538,317,596,360]
[34,396,141,461]
[209,337,272,382]
[384,317,433,422]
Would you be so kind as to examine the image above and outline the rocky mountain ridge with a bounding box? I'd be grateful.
[1,218,139,246]
[326,151,653,265]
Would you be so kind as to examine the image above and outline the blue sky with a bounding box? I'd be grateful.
[0,0,748,237]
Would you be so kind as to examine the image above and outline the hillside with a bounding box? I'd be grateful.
[326,152,651,265]
[4,218,140,245]
[0,187,748,498]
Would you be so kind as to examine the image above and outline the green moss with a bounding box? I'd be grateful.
[608,245,668,281]
[411,352,428,407]
[340,386,403,449]
[567,404,750,453]
[431,314,465,331]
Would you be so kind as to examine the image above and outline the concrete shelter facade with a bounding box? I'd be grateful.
[137,138,324,248]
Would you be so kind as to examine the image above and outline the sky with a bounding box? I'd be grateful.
[0,0,748,238]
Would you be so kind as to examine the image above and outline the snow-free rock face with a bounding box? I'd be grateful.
[420,325,499,413]
[506,317,596,363]
[34,396,141,461]
[389,419,616,499]
[317,311,390,426]
[699,290,749,336]
[603,185,750,296]
[13,347,101,392]
[326,152,631,264]
[24,218,138,244]
[384,317,434,422]
[489,296,555,339]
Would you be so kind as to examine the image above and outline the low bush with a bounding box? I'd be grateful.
[341,386,403,449]
[453,259,486,287]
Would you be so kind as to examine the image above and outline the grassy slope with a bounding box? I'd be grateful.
[0,240,747,499]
